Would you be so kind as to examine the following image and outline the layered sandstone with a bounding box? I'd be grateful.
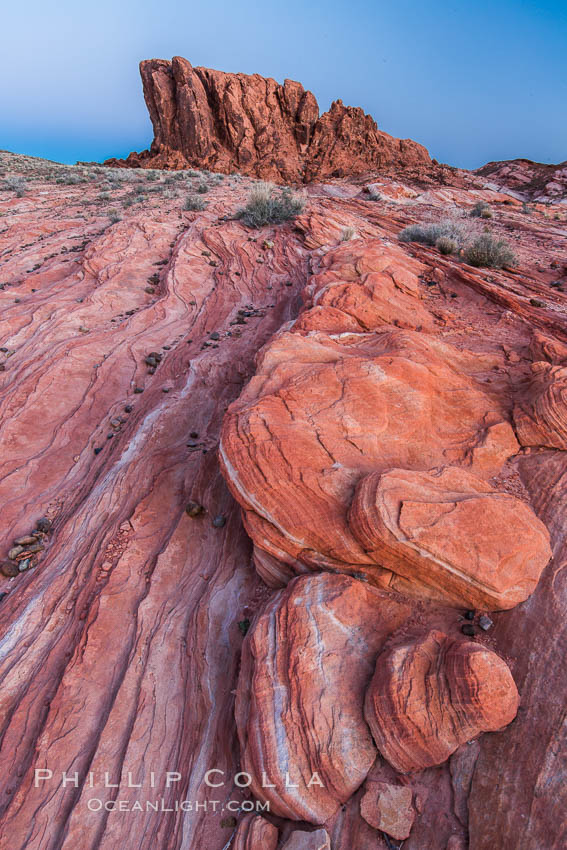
[235,573,411,823]
[232,815,278,850]
[364,631,519,773]
[219,238,551,609]
[1,146,566,850]
[349,466,551,610]
[107,56,430,181]
[513,362,567,449]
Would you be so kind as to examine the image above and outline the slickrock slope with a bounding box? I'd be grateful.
[1,147,566,850]
[107,56,430,181]
[477,158,567,202]
[364,630,519,772]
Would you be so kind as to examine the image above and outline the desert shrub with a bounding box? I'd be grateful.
[470,201,493,219]
[436,236,458,255]
[238,182,304,228]
[196,183,209,194]
[399,218,469,247]
[341,226,357,241]
[366,189,383,202]
[3,175,27,197]
[183,194,207,211]
[107,210,122,223]
[464,234,516,268]
[186,169,200,177]
[56,173,88,185]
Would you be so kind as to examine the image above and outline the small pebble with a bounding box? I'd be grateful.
[162,387,170,393]
[212,515,226,528]
[464,609,475,620]
[478,614,494,631]
[14,536,36,546]
[36,517,51,533]
[189,431,199,439]
[285,281,293,287]
[18,559,31,573]
[210,332,220,340]
[0,592,7,601]
[461,624,476,637]
[1,561,19,578]
[185,501,204,518]
[133,387,144,394]
[94,447,102,455]
[530,298,545,307]
[145,287,155,294]
[8,546,24,560]
[124,405,133,413]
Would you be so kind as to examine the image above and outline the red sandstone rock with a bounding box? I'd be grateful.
[0,147,566,850]
[107,56,430,181]
[281,829,331,850]
[513,362,567,449]
[349,466,552,610]
[364,630,520,773]
[476,158,567,202]
[219,239,532,597]
[235,573,411,823]
[232,814,278,850]
[360,780,415,840]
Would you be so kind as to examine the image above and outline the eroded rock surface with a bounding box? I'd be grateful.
[107,56,430,181]
[364,630,519,773]
[0,146,566,850]
[235,573,411,823]
[350,466,551,610]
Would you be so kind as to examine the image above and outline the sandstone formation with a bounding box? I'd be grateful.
[364,630,519,773]
[232,814,278,850]
[349,466,552,610]
[281,829,331,850]
[0,141,566,850]
[477,157,567,202]
[513,362,567,449]
[220,237,551,609]
[107,56,430,181]
[235,572,411,823]
[360,780,415,840]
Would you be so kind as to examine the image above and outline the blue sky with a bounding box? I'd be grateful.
[2,0,565,169]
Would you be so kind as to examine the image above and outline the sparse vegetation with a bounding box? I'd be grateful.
[399,217,469,248]
[436,236,458,255]
[183,194,207,212]
[196,183,209,194]
[3,175,27,197]
[470,201,493,219]
[237,182,304,228]
[340,226,357,241]
[464,234,516,269]
[366,189,383,202]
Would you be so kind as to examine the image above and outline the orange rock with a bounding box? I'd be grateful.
[349,466,552,610]
[235,573,412,823]
[360,780,415,840]
[107,57,430,181]
[232,814,278,850]
[513,362,567,449]
[364,630,520,773]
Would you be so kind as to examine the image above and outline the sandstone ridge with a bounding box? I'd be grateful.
[107,56,431,181]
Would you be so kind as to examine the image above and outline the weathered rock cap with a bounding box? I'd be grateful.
[364,629,520,773]
[349,465,552,610]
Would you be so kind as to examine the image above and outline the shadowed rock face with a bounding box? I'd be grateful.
[107,56,431,181]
